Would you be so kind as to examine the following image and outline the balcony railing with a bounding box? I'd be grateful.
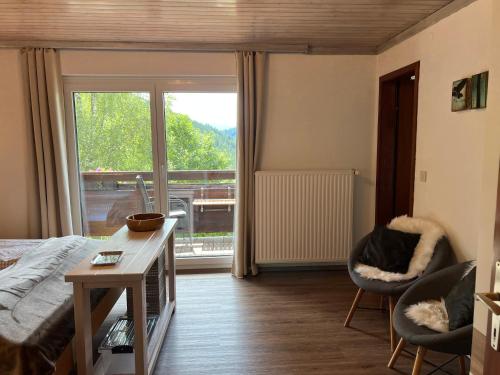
[81,170,236,256]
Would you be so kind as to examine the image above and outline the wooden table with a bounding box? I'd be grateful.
[65,219,177,375]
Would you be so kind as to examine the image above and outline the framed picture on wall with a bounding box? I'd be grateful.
[471,71,489,109]
[451,78,470,112]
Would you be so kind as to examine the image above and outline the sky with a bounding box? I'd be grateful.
[169,93,237,130]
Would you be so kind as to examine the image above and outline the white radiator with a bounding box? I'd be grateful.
[255,170,355,264]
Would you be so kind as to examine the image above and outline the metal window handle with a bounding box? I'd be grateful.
[476,293,500,316]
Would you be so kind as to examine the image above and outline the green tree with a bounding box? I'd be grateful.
[74,93,231,172]
[164,95,230,170]
[74,92,153,172]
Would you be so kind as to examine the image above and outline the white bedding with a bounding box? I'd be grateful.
[0,239,44,269]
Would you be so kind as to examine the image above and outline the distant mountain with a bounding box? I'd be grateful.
[192,121,236,169]
[222,128,237,138]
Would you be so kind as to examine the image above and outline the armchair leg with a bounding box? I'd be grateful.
[344,288,364,327]
[387,338,405,368]
[388,296,397,352]
[411,346,427,375]
[458,356,467,375]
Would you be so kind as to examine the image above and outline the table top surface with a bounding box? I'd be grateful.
[65,219,177,283]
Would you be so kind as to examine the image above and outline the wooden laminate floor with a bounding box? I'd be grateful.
[152,271,469,375]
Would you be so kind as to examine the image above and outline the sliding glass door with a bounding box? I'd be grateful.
[163,92,237,257]
[65,78,237,259]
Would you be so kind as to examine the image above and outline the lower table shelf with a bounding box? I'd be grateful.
[99,316,159,354]
[96,299,175,375]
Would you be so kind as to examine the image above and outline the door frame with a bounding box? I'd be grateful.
[375,61,420,224]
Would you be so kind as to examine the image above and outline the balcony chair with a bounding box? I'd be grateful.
[344,217,455,352]
[135,175,154,213]
[387,262,473,375]
[135,175,193,249]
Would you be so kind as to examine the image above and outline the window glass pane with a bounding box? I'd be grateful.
[164,92,237,257]
[73,92,155,238]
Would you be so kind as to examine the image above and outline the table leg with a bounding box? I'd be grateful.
[73,282,93,375]
[168,234,176,304]
[132,279,148,375]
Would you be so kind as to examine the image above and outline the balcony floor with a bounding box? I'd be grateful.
[175,235,233,258]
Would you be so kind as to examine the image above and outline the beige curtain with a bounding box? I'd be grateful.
[232,51,267,278]
[21,48,74,238]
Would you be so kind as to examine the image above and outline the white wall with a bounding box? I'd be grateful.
[261,54,377,242]
[377,0,495,336]
[0,49,39,238]
[60,50,236,76]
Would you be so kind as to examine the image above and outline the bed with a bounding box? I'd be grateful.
[0,236,122,375]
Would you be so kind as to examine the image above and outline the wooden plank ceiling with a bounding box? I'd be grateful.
[0,0,455,53]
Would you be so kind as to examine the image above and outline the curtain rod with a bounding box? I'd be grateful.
[0,40,377,55]
[0,40,311,54]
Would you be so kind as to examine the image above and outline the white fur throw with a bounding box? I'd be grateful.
[355,215,445,282]
[405,299,449,333]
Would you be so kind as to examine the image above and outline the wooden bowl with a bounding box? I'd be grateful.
[126,213,165,232]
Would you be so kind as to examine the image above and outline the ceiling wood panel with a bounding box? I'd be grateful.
[0,0,464,53]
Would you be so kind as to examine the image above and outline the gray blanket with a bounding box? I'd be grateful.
[0,236,105,375]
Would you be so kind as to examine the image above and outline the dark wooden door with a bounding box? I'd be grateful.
[484,164,500,373]
[376,80,398,225]
[376,62,419,226]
